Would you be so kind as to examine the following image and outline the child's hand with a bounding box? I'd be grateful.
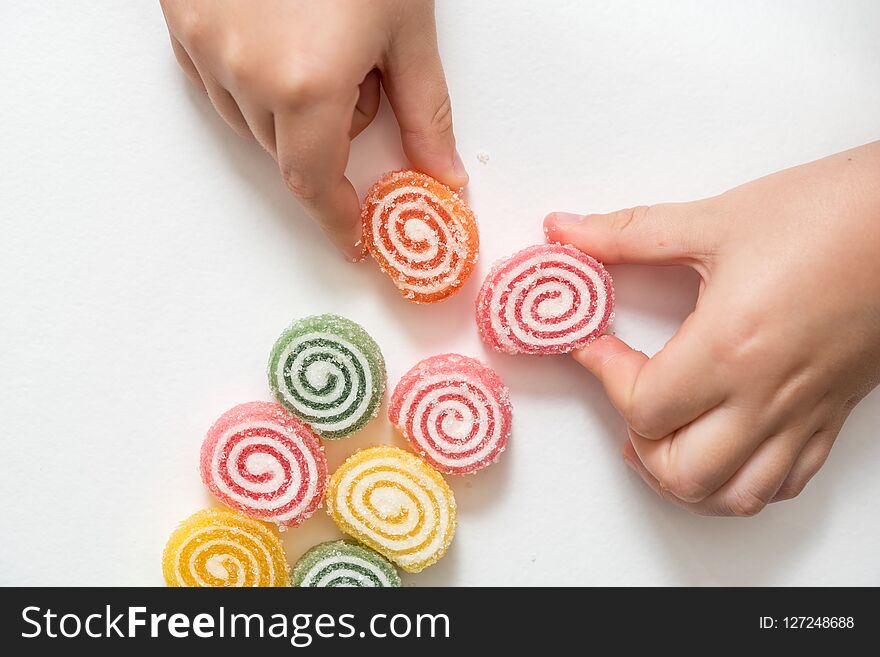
[545,142,880,516]
[160,0,467,260]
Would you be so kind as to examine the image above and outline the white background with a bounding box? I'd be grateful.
[2,1,879,586]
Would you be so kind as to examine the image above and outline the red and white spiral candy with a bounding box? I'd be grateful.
[389,354,512,475]
[476,244,614,355]
[200,401,328,528]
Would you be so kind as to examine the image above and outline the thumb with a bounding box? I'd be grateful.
[574,315,726,441]
[572,334,648,425]
[544,201,713,266]
[383,23,467,188]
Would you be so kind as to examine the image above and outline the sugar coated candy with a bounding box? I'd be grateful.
[476,243,614,355]
[326,445,456,573]
[268,314,386,440]
[361,170,479,303]
[389,353,512,475]
[200,401,327,528]
[292,540,401,588]
[162,508,290,587]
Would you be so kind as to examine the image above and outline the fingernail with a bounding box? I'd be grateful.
[622,455,638,472]
[551,212,585,226]
[452,150,468,184]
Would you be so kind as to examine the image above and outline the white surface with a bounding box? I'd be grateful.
[1,1,879,586]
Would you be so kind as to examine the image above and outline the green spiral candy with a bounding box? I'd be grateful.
[293,540,401,587]
[268,314,385,440]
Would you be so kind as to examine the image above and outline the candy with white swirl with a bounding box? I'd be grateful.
[162,508,290,587]
[292,540,401,588]
[389,353,512,475]
[362,170,479,303]
[268,314,385,440]
[326,446,456,573]
[200,401,328,528]
[476,244,614,354]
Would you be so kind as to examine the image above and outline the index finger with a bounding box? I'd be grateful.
[275,104,364,261]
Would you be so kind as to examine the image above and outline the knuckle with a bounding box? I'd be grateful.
[844,394,862,412]
[763,375,820,426]
[624,380,667,440]
[627,407,665,440]
[280,165,319,203]
[227,118,252,139]
[776,454,826,502]
[686,505,716,517]
[712,310,768,367]
[276,65,334,106]
[176,11,206,46]
[659,468,711,503]
[773,481,804,502]
[223,43,252,85]
[609,205,652,234]
[429,94,454,136]
[725,487,768,517]
[657,487,685,508]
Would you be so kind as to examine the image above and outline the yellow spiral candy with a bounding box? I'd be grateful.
[162,508,291,587]
[326,445,456,573]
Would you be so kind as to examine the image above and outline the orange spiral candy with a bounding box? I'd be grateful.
[361,170,479,303]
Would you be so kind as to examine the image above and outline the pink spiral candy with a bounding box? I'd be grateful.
[476,243,614,355]
[200,401,328,528]
[389,354,512,475]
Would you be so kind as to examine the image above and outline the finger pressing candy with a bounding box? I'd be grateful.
[162,508,290,587]
[326,445,456,573]
[389,353,512,475]
[200,401,328,528]
[361,170,479,303]
[268,314,386,440]
[476,243,614,354]
[292,540,401,588]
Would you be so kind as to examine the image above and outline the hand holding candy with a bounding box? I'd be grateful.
[545,142,880,516]
[476,244,613,354]
[160,0,467,260]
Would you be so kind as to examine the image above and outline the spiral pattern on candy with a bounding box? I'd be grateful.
[476,243,614,354]
[389,353,512,475]
[268,314,386,440]
[162,509,290,587]
[293,540,401,588]
[326,446,456,573]
[362,170,479,303]
[200,401,327,528]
